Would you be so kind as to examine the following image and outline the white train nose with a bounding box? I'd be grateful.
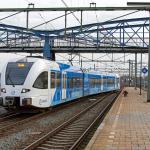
[10,89,20,96]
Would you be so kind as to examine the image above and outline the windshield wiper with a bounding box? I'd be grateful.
[6,70,15,87]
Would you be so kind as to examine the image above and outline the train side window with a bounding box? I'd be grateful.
[33,71,48,89]
[73,77,76,88]
[103,78,107,84]
[51,72,55,88]
[68,78,73,88]
[76,78,81,88]
[78,77,82,88]
[62,74,66,88]
[99,78,101,85]
[56,72,61,88]
[117,78,119,87]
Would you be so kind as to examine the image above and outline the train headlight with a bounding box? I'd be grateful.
[1,88,6,93]
[21,89,30,93]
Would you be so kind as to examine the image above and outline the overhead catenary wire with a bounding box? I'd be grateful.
[0,0,145,74]
[60,1,141,68]
[60,0,101,66]
[31,7,143,72]
[38,12,55,30]
[0,11,22,22]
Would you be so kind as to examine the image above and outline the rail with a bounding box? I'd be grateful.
[22,91,121,150]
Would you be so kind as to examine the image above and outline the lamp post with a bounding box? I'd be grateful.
[140,53,142,95]
[127,2,150,102]
[129,59,131,87]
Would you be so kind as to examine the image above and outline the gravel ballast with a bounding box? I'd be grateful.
[0,95,102,150]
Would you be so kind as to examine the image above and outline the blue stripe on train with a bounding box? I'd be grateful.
[50,69,118,106]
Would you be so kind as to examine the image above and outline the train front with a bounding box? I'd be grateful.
[1,57,52,110]
[0,61,34,109]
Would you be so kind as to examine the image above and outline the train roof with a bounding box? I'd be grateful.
[58,63,83,73]
[58,63,119,77]
[6,56,120,78]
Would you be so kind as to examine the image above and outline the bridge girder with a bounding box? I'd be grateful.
[0,17,149,57]
[0,46,147,53]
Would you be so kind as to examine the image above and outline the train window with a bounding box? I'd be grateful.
[96,79,98,86]
[68,76,82,89]
[68,78,73,88]
[62,74,66,89]
[72,77,76,88]
[90,78,97,88]
[80,78,83,88]
[103,78,107,85]
[6,62,33,85]
[33,72,48,89]
[107,78,115,87]
[51,72,55,88]
[117,78,119,87]
[76,78,80,88]
[98,78,102,85]
[56,72,61,88]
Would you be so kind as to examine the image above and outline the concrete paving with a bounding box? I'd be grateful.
[86,87,150,150]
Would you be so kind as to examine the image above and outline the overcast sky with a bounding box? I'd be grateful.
[0,0,149,29]
[0,0,149,74]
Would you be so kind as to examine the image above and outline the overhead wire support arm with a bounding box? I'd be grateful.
[0,7,149,12]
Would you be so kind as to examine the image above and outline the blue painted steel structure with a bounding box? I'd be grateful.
[0,17,149,59]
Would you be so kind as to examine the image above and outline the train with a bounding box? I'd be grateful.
[0,56,120,109]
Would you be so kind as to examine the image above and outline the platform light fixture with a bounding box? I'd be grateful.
[127,2,150,101]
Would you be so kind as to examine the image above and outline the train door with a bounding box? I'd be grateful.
[50,71,56,102]
[62,72,66,100]
[32,71,49,107]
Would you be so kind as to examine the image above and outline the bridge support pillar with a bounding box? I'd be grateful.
[43,36,55,60]
[135,53,137,90]
[147,13,150,102]
[147,48,150,101]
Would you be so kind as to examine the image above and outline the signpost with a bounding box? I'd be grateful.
[142,67,148,74]
[142,67,148,91]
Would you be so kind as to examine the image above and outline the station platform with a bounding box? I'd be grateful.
[85,87,150,150]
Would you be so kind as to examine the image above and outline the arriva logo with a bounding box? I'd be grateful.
[11,90,15,95]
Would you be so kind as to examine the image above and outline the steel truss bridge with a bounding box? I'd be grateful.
[0,6,149,60]
[0,15,149,60]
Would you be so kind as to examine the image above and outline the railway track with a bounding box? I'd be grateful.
[0,94,99,137]
[0,112,37,136]
[0,112,21,120]
[0,111,15,118]
[22,91,120,150]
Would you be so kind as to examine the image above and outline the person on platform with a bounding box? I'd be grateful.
[123,90,128,97]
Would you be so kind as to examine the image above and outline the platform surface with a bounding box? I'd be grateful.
[85,87,150,150]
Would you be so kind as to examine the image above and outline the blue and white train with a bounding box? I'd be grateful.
[0,57,120,109]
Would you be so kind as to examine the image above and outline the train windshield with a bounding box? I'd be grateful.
[6,62,33,85]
